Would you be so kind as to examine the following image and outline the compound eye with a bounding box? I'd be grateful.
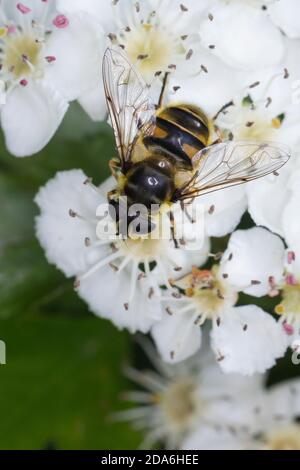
[147,176,159,186]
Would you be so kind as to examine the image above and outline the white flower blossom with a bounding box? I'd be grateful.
[117,339,264,449]
[213,226,300,351]
[57,0,218,119]
[35,169,210,333]
[198,0,289,71]
[271,192,300,345]
[183,376,300,450]
[152,227,288,374]
[0,0,106,156]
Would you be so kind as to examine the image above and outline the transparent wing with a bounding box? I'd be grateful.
[177,141,291,201]
[102,47,156,169]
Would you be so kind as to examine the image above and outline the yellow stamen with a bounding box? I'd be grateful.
[143,23,153,32]
[272,117,282,129]
[275,304,285,315]
[0,27,7,38]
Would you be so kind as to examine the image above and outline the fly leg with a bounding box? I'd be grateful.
[157,72,170,109]
[107,188,118,201]
[213,100,234,121]
[211,125,224,145]
[109,158,121,180]
[180,200,195,224]
[168,210,179,249]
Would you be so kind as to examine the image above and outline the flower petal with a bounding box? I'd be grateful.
[201,186,247,238]
[77,84,107,122]
[268,378,300,422]
[269,0,300,39]
[182,426,247,450]
[282,182,300,252]
[78,267,162,333]
[199,4,284,71]
[211,305,288,375]
[2,0,56,23]
[151,306,202,364]
[1,80,68,157]
[57,0,113,26]
[35,170,103,277]
[246,166,293,237]
[45,12,104,101]
[169,47,245,117]
[221,227,285,297]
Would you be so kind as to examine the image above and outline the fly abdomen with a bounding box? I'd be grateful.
[143,104,212,169]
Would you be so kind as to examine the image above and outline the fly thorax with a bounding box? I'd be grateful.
[124,160,175,208]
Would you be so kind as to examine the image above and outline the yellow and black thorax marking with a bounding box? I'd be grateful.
[142,104,213,169]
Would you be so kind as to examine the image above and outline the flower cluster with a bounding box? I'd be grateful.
[4,0,300,449]
[121,339,300,450]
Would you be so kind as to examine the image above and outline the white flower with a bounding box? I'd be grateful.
[213,51,300,237]
[248,141,300,240]
[272,248,300,346]
[220,227,300,346]
[198,1,286,71]
[183,375,300,450]
[117,339,264,449]
[152,227,288,374]
[211,223,300,350]
[0,0,69,156]
[201,187,247,238]
[215,54,300,147]
[220,227,286,297]
[57,0,211,119]
[257,379,300,450]
[35,169,209,333]
[268,0,300,39]
[0,0,107,156]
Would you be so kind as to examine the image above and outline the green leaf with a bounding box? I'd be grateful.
[0,314,141,449]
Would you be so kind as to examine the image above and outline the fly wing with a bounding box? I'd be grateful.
[102,48,156,169]
[177,140,291,201]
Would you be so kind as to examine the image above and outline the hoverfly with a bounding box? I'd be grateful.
[103,48,290,235]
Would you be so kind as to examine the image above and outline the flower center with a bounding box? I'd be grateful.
[124,23,176,77]
[237,116,277,141]
[157,379,201,431]
[175,266,238,321]
[233,108,279,141]
[275,280,300,323]
[2,33,42,79]
[120,237,164,260]
[217,96,284,143]
[109,2,189,81]
[263,425,300,450]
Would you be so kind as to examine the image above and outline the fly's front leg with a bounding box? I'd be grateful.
[107,188,118,201]
[109,158,121,180]
[213,100,234,121]
[157,72,170,109]
[168,210,179,249]
[180,200,194,224]
[211,125,223,145]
